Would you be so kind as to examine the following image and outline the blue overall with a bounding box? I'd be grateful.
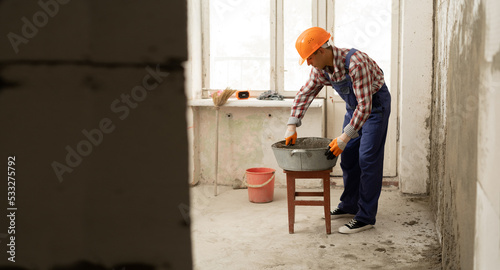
[323,48,391,225]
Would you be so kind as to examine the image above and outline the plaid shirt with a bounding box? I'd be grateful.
[288,47,385,138]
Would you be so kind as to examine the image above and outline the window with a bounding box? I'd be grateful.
[193,0,395,98]
[333,0,393,90]
[283,1,313,92]
[202,0,316,97]
[208,0,271,91]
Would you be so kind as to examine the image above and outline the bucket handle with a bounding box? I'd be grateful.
[245,172,275,188]
[290,149,307,156]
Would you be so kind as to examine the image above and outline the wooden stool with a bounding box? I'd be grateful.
[284,169,332,234]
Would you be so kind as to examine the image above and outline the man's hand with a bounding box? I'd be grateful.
[285,125,297,146]
[325,134,349,159]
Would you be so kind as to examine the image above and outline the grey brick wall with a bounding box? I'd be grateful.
[0,1,191,269]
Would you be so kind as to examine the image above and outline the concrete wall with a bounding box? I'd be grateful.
[0,1,191,269]
[431,0,500,268]
[398,0,434,194]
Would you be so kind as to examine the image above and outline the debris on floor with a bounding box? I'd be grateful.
[190,185,442,270]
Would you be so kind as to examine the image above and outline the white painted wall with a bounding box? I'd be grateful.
[398,0,434,194]
[190,99,324,188]
[475,0,500,268]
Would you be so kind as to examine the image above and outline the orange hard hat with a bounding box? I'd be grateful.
[295,27,332,65]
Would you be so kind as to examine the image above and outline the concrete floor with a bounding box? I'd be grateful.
[190,184,442,270]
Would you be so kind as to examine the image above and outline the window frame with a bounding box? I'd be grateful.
[198,0,332,98]
[191,0,397,100]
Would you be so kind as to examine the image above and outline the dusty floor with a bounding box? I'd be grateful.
[190,184,442,270]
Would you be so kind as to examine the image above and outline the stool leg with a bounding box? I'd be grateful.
[286,174,295,234]
[323,175,331,234]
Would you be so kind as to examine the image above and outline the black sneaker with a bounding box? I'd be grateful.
[338,219,374,234]
[326,207,355,220]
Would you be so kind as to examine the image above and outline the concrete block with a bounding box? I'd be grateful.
[474,183,500,269]
[88,0,188,63]
[0,0,187,62]
[0,65,191,269]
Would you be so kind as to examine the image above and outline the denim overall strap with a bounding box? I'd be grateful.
[344,48,357,79]
[323,48,359,110]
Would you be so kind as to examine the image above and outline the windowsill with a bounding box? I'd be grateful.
[188,98,324,108]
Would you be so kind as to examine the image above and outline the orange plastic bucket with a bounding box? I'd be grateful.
[246,167,276,203]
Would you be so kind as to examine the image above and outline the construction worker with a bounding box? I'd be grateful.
[284,27,391,234]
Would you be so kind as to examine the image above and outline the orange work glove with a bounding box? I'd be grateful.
[325,137,346,160]
[284,125,297,146]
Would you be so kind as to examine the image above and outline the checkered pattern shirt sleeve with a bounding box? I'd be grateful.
[287,68,325,127]
[288,49,384,136]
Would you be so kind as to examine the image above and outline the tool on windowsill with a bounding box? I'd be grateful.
[237,91,250,100]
